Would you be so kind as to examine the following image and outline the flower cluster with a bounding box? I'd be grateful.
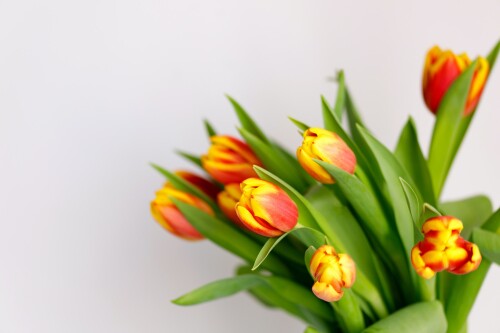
[150,42,499,333]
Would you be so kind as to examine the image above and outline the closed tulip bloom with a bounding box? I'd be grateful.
[309,245,356,302]
[174,170,221,200]
[217,183,243,225]
[235,178,298,237]
[423,46,489,116]
[297,128,356,184]
[411,216,482,279]
[151,186,213,241]
[202,135,262,185]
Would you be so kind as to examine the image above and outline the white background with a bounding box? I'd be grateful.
[1,0,500,332]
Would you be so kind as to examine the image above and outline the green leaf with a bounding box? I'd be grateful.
[441,209,500,333]
[362,301,447,333]
[172,275,264,305]
[395,117,435,205]
[486,39,500,70]
[175,150,203,169]
[203,119,217,137]
[150,163,217,211]
[472,228,500,264]
[427,59,478,198]
[288,116,310,132]
[304,327,320,333]
[440,195,493,239]
[332,70,346,121]
[304,246,317,275]
[172,199,291,277]
[399,177,421,228]
[252,226,326,271]
[240,128,309,192]
[226,95,270,144]
[332,289,365,333]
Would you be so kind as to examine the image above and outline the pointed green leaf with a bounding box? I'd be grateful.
[173,275,264,305]
[226,95,270,144]
[304,246,317,275]
[203,119,217,137]
[332,70,346,121]
[428,59,478,198]
[399,177,421,228]
[176,150,203,168]
[252,227,325,271]
[440,195,493,239]
[288,116,310,132]
[362,301,447,333]
[472,228,500,264]
[486,39,500,69]
[395,117,435,205]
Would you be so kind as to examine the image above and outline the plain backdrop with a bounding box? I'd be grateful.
[1,1,499,332]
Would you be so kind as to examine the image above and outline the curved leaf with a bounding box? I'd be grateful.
[227,95,270,144]
[362,301,447,333]
[472,228,500,264]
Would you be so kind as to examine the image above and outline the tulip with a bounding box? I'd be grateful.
[411,216,482,279]
[309,245,356,302]
[235,178,298,237]
[422,46,489,116]
[297,128,356,184]
[174,170,221,200]
[217,183,243,225]
[202,135,262,185]
[151,186,213,241]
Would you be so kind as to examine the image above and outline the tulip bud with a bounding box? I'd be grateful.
[217,183,243,225]
[151,186,213,241]
[309,245,356,302]
[202,135,262,185]
[297,128,356,184]
[411,216,482,279]
[422,46,489,116]
[174,170,221,200]
[235,178,298,237]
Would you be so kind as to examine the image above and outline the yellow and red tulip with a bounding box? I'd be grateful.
[151,186,214,241]
[235,178,298,237]
[217,183,243,225]
[309,245,356,302]
[411,216,482,279]
[297,128,356,184]
[202,135,262,185]
[422,46,489,116]
[174,170,221,200]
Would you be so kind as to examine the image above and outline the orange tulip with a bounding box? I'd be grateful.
[422,46,489,116]
[309,245,356,302]
[411,216,482,279]
[297,128,356,184]
[202,135,262,184]
[235,178,298,237]
[217,183,243,225]
[151,186,213,241]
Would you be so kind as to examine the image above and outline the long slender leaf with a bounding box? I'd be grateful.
[362,301,447,333]
[399,177,421,229]
[395,117,435,205]
[252,226,326,271]
[289,116,311,132]
[203,119,217,137]
[226,95,270,144]
[427,59,478,198]
[332,70,346,121]
[176,150,203,169]
[173,275,264,305]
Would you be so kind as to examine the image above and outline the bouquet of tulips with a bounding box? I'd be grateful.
[150,41,500,333]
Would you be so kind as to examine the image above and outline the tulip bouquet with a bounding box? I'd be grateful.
[151,41,500,333]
